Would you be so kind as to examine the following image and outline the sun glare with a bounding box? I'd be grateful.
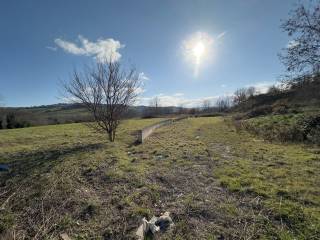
[193,42,205,58]
[183,32,213,77]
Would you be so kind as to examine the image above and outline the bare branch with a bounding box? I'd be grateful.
[280,1,320,75]
[63,59,141,141]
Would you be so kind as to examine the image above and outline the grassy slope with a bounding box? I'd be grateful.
[241,113,320,144]
[0,117,319,239]
[207,118,320,239]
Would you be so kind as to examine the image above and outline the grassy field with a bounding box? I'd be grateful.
[0,117,319,239]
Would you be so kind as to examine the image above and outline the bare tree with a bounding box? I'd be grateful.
[216,97,230,112]
[268,85,281,94]
[233,87,257,105]
[280,1,320,75]
[246,86,256,98]
[233,88,248,105]
[149,96,160,109]
[201,99,212,113]
[149,96,161,116]
[63,60,141,142]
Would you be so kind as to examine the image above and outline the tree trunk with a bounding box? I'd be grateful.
[108,131,113,142]
[108,129,116,142]
[112,130,116,142]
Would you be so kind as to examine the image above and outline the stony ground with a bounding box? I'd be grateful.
[0,117,319,239]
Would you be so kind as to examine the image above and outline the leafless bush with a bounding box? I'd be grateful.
[63,60,141,141]
[246,87,256,98]
[233,87,257,105]
[267,85,281,94]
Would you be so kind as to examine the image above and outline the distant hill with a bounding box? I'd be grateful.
[0,103,183,128]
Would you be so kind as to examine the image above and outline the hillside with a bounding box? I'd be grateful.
[233,75,320,118]
[231,76,320,145]
[0,104,182,128]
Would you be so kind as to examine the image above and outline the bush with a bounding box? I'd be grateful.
[307,126,320,144]
[272,101,289,114]
[298,115,320,143]
[240,113,320,145]
[246,105,273,118]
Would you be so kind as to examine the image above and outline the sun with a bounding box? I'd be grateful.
[182,32,213,77]
[193,41,205,59]
[192,41,205,66]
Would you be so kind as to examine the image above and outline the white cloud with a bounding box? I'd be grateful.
[54,35,124,62]
[139,72,150,81]
[247,81,279,94]
[46,46,57,51]
[217,31,227,40]
[134,87,146,95]
[221,84,227,88]
[136,92,232,107]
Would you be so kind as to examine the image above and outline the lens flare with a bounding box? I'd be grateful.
[193,41,205,65]
[193,42,205,58]
[182,32,213,77]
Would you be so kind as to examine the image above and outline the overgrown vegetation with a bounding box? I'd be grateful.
[229,0,320,146]
[240,113,320,144]
[231,74,320,145]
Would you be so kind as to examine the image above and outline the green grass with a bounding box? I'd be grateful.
[209,118,320,239]
[0,118,165,239]
[0,117,319,239]
[241,112,320,144]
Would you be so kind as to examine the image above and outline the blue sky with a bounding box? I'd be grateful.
[0,0,304,107]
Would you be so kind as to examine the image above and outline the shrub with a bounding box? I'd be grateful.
[298,115,320,144]
[6,113,15,129]
[272,101,289,115]
[6,113,30,129]
[239,113,320,145]
[246,105,273,118]
[307,126,320,144]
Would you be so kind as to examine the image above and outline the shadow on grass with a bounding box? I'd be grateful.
[0,143,104,184]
